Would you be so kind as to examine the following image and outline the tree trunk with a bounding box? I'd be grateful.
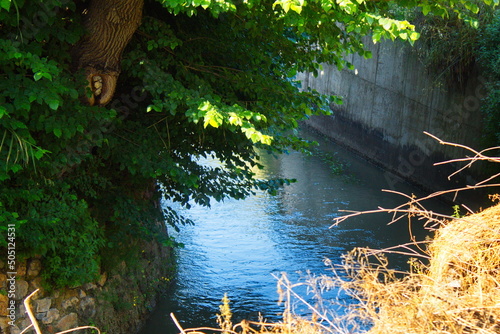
[72,0,144,106]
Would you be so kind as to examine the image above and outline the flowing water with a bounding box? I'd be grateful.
[139,129,449,333]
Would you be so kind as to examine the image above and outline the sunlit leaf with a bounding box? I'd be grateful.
[0,0,10,11]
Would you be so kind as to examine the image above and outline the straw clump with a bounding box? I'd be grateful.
[344,202,500,334]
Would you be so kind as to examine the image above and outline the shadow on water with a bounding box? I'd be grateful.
[139,129,451,333]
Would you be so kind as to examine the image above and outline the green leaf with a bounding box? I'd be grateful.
[48,100,59,110]
[372,31,382,43]
[422,4,431,15]
[53,128,62,138]
[409,31,420,41]
[379,18,392,31]
[34,149,46,160]
[34,72,43,81]
[0,0,11,11]
[34,72,53,81]
[287,67,297,78]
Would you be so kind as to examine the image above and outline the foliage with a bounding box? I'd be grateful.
[478,11,500,146]
[413,13,480,86]
[401,2,496,88]
[0,0,497,288]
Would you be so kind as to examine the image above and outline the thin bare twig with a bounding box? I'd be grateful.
[424,131,500,182]
[273,273,337,331]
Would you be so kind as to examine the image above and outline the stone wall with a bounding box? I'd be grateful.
[0,236,171,334]
[300,38,488,193]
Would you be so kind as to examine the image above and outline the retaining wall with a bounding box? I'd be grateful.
[299,38,488,193]
[0,236,171,334]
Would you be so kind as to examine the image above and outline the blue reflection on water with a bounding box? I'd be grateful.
[139,132,446,333]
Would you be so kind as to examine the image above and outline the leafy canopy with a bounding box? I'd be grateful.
[0,0,496,287]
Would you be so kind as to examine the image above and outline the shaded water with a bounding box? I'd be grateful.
[139,130,449,333]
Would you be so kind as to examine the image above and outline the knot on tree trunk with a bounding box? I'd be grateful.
[85,68,119,106]
[72,0,144,106]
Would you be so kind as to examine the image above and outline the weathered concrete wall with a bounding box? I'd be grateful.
[300,38,488,193]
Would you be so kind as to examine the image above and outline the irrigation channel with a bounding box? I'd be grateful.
[139,128,450,333]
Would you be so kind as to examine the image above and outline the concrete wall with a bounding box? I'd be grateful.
[299,38,488,193]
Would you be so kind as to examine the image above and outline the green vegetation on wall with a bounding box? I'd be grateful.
[478,11,500,146]
[402,3,496,88]
[0,0,497,289]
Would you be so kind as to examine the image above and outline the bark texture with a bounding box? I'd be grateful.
[73,0,144,106]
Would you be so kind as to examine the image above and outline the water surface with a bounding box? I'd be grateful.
[139,130,448,333]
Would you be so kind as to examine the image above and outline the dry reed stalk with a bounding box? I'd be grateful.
[170,290,329,334]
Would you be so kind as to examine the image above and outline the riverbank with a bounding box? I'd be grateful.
[299,34,487,198]
[0,234,172,334]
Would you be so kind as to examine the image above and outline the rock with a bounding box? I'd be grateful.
[56,313,78,332]
[0,316,10,333]
[35,312,46,320]
[9,324,21,334]
[14,280,28,301]
[42,308,60,324]
[79,297,96,318]
[26,259,41,278]
[29,277,44,297]
[19,318,33,332]
[78,290,86,298]
[16,262,26,277]
[35,298,51,313]
[16,303,26,319]
[82,282,97,290]
[0,294,8,317]
[57,289,78,303]
[98,272,107,287]
[61,297,79,310]
[0,274,6,289]
[119,261,126,270]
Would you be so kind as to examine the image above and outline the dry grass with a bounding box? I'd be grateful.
[337,201,500,334]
